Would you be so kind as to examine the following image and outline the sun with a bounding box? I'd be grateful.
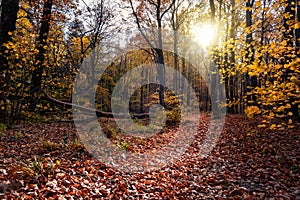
[191,23,217,48]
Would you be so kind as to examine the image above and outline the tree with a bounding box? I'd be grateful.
[169,0,192,92]
[0,0,78,124]
[70,0,116,106]
[30,0,54,110]
[241,0,300,126]
[282,0,300,120]
[0,0,20,123]
[128,0,175,107]
[245,0,257,105]
[296,0,300,58]
[0,0,20,69]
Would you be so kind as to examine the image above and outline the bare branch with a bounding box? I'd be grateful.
[129,0,155,49]
[161,0,176,19]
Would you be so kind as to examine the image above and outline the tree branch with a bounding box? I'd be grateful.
[40,90,150,119]
[129,0,155,49]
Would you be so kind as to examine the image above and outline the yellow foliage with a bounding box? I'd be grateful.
[258,124,266,128]
[281,40,287,46]
[255,1,261,7]
[285,104,291,109]
[245,106,261,118]
[270,124,276,130]
[277,106,285,112]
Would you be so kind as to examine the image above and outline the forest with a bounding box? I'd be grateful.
[0,0,299,199]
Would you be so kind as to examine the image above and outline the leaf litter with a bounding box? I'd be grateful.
[0,115,299,199]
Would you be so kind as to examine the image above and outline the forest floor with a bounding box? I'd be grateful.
[0,114,299,199]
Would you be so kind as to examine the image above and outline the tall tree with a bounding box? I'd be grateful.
[30,0,53,110]
[209,0,223,118]
[296,0,300,59]
[245,0,256,105]
[128,0,175,107]
[170,0,192,92]
[73,0,115,106]
[0,0,20,66]
[283,0,300,120]
[0,0,20,123]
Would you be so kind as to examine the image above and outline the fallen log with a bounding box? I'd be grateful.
[40,90,150,119]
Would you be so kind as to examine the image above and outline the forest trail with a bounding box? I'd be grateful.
[0,115,299,199]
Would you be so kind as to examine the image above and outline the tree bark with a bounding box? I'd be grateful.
[296,0,300,58]
[283,0,299,121]
[30,0,53,110]
[0,0,20,123]
[229,0,236,114]
[209,0,216,21]
[0,0,19,76]
[245,0,257,105]
[209,0,222,117]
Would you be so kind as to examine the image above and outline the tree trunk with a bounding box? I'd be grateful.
[283,0,299,121]
[224,76,230,113]
[129,0,176,108]
[140,69,145,113]
[30,0,53,110]
[156,7,165,107]
[209,0,221,117]
[296,0,300,58]
[0,0,19,76]
[229,0,236,114]
[245,0,256,105]
[0,0,20,123]
[173,30,179,92]
[209,0,216,21]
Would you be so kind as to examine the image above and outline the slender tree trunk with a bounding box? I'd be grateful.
[234,74,239,113]
[296,1,300,119]
[186,52,192,107]
[209,0,221,117]
[206,87,209,112]
[218,0,222,21]
[228,0,236,114]
[209,0,216,20]
[181,56,186,93]
[156,20,165,107]
[240,73,244,113]
[171,1,179,93]
[140,68,144,113]
[245,0,256,105]
[224,76,230,113]
[283,0,299,121]
[223,5,230,114]
[30,0,53,110]
[296,0,300,58]
[173,30,178,92]
[199,76,202,110]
